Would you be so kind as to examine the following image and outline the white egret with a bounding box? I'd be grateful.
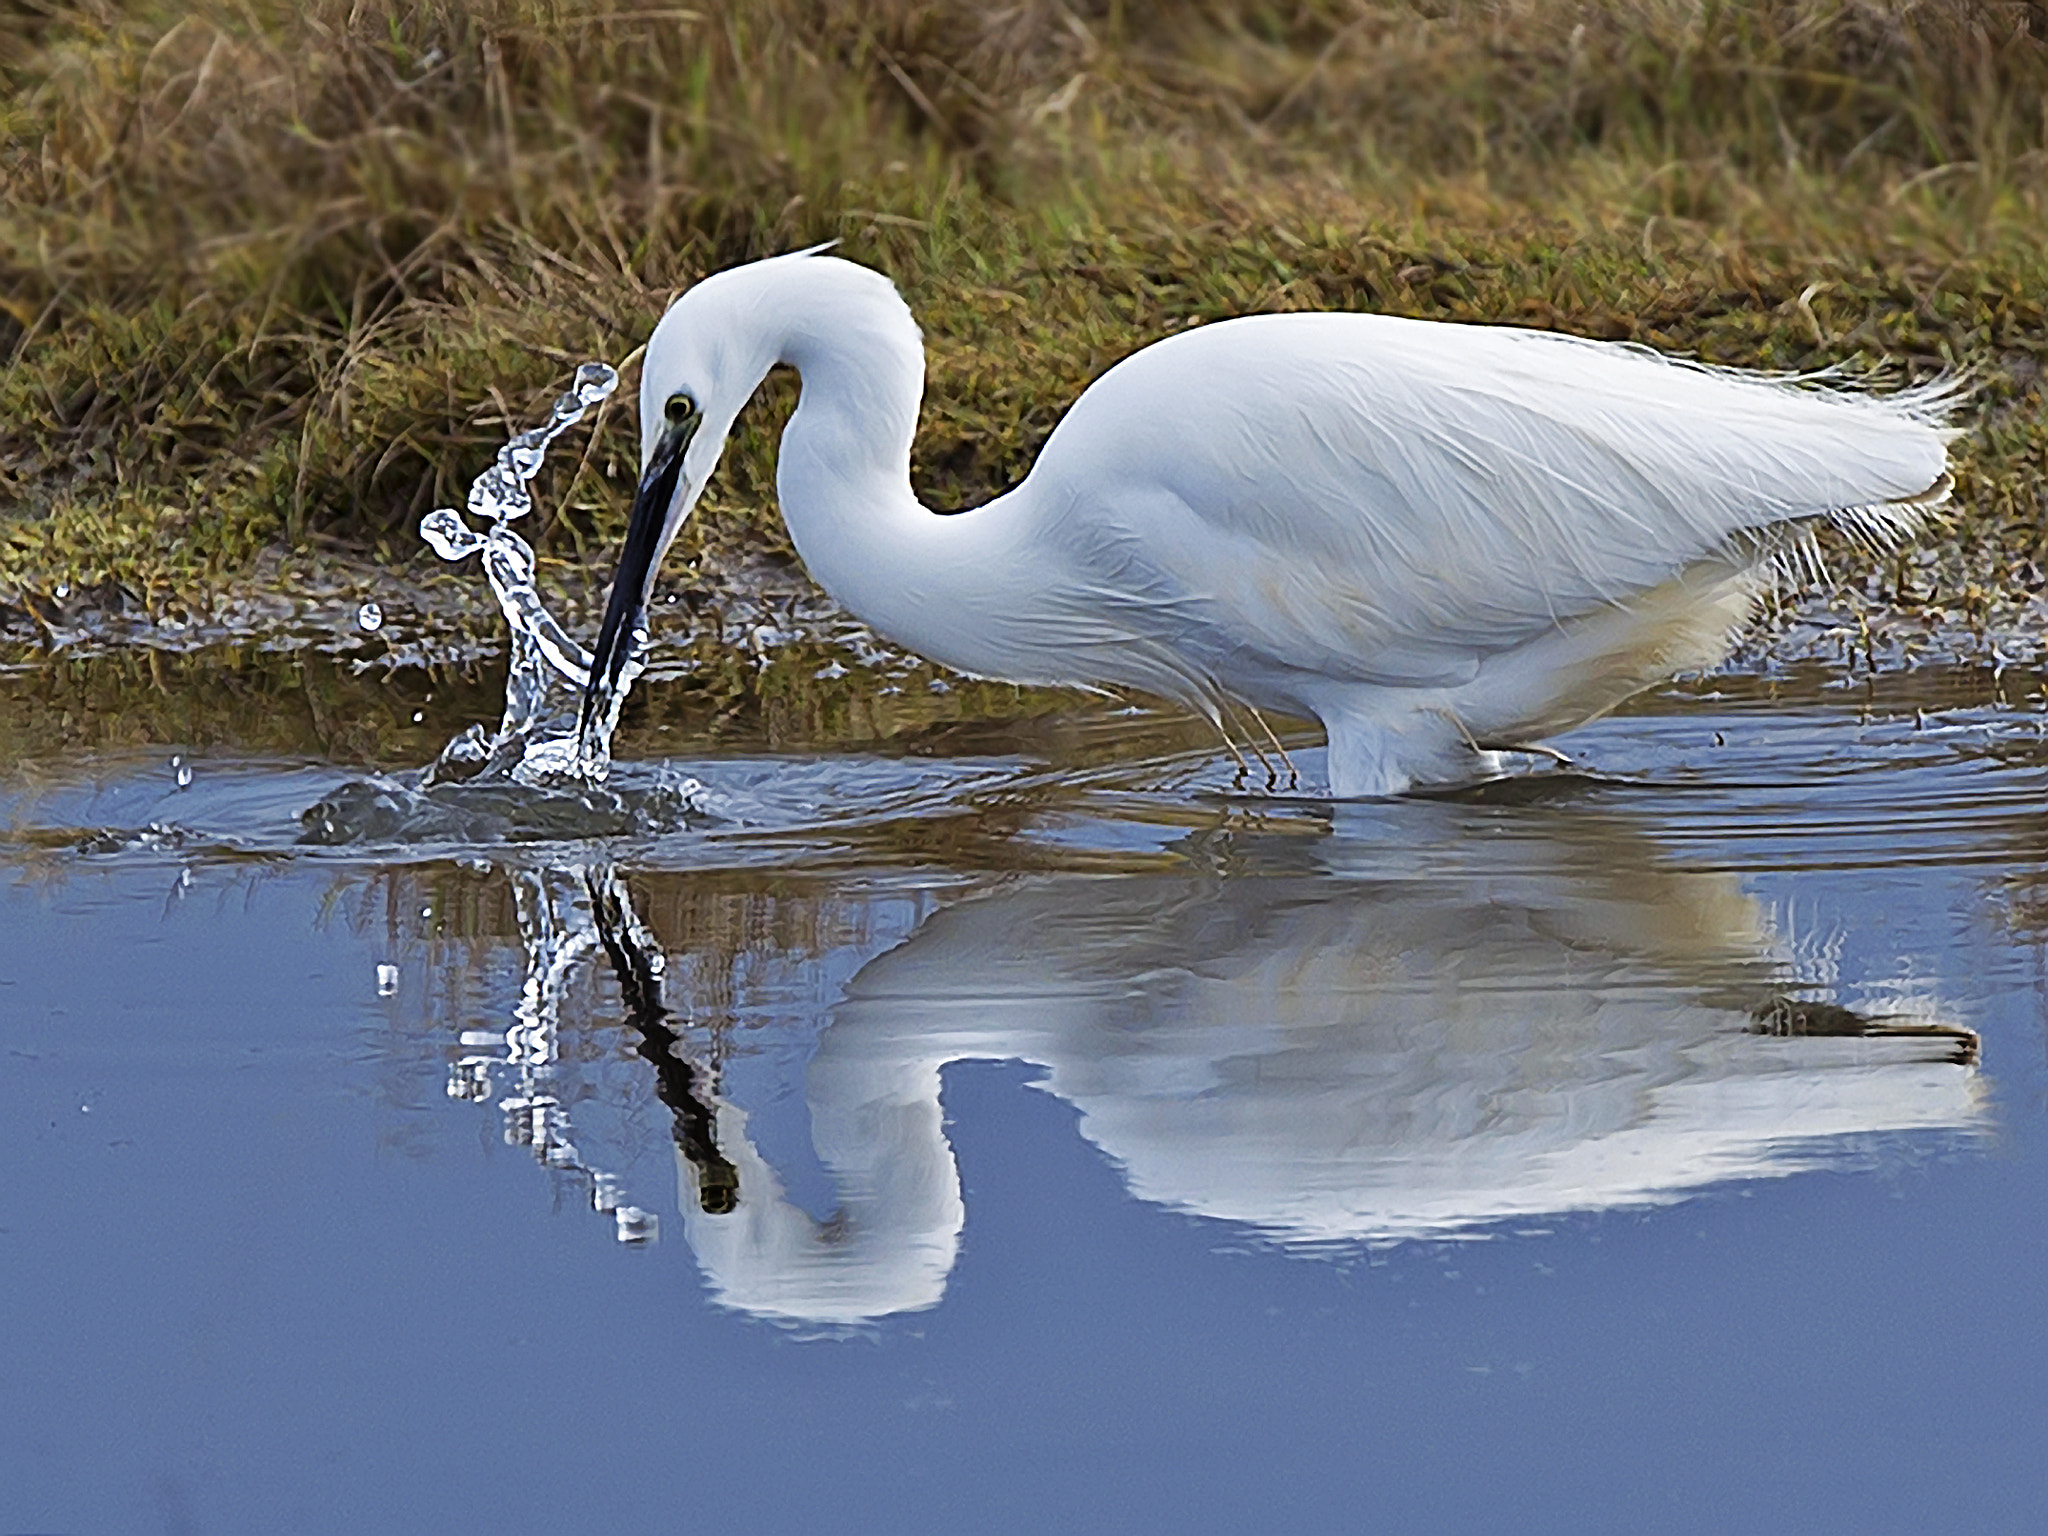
[587,248,1960,796]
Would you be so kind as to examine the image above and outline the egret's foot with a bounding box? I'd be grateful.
[1477,740,1577,769]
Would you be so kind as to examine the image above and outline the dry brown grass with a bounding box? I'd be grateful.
[1,0,2044,630]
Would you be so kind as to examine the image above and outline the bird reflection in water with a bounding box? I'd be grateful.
[442,812,1982,1326]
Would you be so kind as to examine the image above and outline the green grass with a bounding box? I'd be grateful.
[2,0,2044,637]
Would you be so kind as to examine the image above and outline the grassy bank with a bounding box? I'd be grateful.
[3,0,2045,651]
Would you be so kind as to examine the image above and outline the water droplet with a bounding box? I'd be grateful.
[467,465,527,521]
[574,361,619,401]
[375,963,400,997]
[421,508,484,561]
[356,601,384,632]
[175,763,193,788]
[411,710,424,723]
[504,439,546,480]
[614,1206,658,1244]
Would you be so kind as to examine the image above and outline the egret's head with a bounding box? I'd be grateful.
[583,246,911,730]
[583,263,783,726]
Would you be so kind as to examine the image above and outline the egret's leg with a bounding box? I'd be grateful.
[1208,708,1255,790]
[1224,702,1281,790]
[1242,705,1300,792]
[1321,709,1491,798]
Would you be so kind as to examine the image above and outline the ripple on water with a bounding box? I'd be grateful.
[0,679,2041,878]
[295,766,716,846]
[1566,703,2048,874]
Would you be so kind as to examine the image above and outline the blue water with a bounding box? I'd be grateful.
[3,682,2046,1534]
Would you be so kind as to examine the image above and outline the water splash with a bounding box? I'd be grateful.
[295,362,708,846]
[419,360,644,788]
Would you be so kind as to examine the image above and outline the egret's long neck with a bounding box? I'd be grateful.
[681,1068,963,1325]
[769,282,1024,672]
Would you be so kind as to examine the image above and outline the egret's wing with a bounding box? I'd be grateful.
[1035,312,1957,689]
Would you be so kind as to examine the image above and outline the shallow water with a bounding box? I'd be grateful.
[3,656,2047,1533]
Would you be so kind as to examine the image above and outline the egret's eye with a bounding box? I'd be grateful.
[665,392,698,426]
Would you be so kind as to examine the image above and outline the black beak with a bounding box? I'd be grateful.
[583,419,693,734]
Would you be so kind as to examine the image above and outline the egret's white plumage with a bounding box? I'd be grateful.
[590,248,1960,796]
